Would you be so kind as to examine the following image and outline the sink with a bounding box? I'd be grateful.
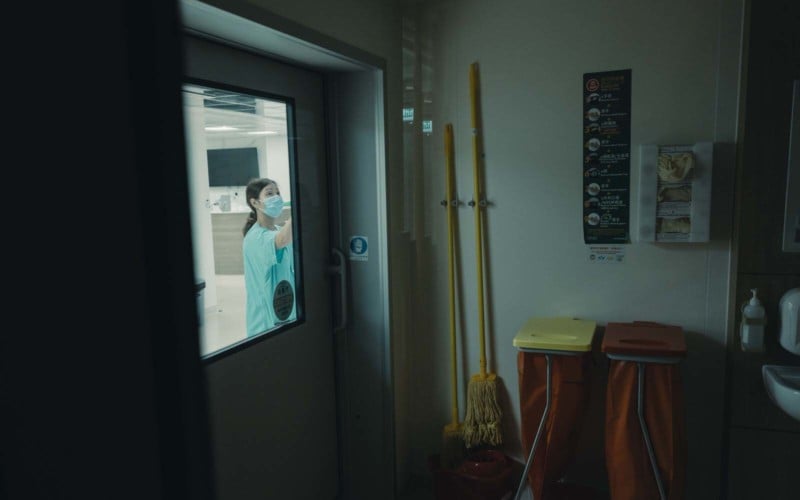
[762,365,800,422]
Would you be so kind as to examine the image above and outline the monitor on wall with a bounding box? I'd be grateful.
[207,147,260,187]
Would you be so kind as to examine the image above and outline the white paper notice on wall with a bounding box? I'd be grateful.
[588,245,625,263]
[349,236,368,261]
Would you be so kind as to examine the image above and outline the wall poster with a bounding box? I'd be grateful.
[583,69,632,244]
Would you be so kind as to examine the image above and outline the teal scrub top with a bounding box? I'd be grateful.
[243,224,297,337]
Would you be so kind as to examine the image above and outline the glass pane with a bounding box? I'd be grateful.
[182,82,300,358]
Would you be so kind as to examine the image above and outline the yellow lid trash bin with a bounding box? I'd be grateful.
[513,317,597,500]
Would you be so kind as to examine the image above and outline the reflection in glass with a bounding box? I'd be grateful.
[182,83,297,358]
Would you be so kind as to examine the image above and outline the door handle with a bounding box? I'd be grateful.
[329,247,348,331]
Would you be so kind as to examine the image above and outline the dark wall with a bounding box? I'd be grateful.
[725,1,800,498]
[1,3,214,500]
[736,1,800,276]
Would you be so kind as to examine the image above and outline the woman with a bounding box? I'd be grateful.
[242,177,296,337]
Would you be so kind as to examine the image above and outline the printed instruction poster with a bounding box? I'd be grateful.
[583,69,632,244]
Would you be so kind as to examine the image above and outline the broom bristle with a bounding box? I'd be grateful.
[463,373,502,448]
[440,422,466,469]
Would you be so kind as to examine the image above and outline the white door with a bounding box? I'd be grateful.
[182,34,339,499]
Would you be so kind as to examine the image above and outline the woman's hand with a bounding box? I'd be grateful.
[275,216,293,249]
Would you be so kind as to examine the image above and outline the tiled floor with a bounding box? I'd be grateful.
[199,274,247,356]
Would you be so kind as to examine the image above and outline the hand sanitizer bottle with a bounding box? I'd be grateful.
[741,288,766,352]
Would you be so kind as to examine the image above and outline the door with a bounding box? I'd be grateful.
[182,35,339,499]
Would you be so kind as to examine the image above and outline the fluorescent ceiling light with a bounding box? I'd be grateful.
[205,125,239,131]
[246,131,278,135]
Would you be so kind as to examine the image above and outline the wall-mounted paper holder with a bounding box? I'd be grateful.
[637,142,713,243]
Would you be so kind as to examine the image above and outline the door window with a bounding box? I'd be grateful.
[182,82,302,358]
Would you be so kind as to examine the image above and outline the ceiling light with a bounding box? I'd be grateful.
[204,125,239,131]
[246,131,278,135]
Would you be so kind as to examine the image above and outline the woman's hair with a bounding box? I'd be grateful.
[242,177,277,236]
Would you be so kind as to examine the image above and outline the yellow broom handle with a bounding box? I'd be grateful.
[444,123,459,426]
[469,62,487,377]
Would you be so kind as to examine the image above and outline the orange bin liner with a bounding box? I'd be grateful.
[602,322,687,500]
[518,351,593,500]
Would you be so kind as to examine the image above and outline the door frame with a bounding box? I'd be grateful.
[179,1,396,498]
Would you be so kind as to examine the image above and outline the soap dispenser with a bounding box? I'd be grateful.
[740,288,766,352]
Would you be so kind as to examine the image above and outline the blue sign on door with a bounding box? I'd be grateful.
[349,236,368,261]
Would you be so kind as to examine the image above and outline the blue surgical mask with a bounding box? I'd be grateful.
[262,195,284,218]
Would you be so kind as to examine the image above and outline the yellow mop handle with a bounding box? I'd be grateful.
[444,123,459,426]
[469,62,487,377]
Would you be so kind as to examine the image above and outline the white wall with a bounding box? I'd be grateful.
[184,91,219,309]
[265,134,291,200]
[403,0,744,498]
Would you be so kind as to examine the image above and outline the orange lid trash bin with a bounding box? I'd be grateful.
[601,321,687,500]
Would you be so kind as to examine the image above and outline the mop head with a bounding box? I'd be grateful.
[440,422,466,469]
[462,373,502,448]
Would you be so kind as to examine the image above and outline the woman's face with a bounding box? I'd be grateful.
[259,183,280,201]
